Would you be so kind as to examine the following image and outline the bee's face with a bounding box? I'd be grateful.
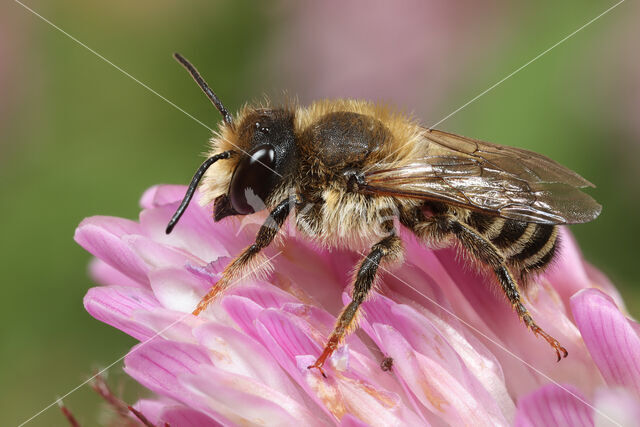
[215,108,297,220]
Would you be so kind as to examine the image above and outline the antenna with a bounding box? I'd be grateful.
[173,52,234,127]
[166,150,235,234]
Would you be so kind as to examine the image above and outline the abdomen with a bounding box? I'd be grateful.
[465,211,559,279]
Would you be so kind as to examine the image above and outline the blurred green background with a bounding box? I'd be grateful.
[1,1,638,425]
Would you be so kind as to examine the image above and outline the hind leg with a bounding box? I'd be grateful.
[403,208,567,361]
[492,265,568,360]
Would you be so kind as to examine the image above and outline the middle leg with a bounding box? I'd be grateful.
[308,232,403,376]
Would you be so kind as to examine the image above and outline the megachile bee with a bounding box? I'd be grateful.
[167,53,601,376]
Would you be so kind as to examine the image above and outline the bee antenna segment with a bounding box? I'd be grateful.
[166,150,235,234]
[173,52,234,127]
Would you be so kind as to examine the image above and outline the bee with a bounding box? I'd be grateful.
[167,53,601,376]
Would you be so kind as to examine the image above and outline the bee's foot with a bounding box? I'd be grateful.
[532,325,568,361]
[307,361,328,378]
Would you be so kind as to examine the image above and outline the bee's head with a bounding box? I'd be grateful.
[215,108,296,221]
[165,54,296,234]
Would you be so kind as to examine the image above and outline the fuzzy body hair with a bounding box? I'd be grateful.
[196,98,560,282]
[200,99,426,251]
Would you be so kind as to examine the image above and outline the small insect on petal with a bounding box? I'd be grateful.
[380,356,393,372]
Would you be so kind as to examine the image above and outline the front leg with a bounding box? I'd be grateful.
[193,197,292,315]
[308,233,403,377]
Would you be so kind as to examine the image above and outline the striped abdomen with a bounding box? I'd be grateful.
[466,211,558,278]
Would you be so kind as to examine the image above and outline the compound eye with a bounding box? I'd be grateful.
[228,144,277,214]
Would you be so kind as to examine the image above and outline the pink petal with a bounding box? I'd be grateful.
[253,311,343,419]
[148,267,211,313]
[181,364,319,426]
[132,309,201,343]
[82,215,142,235]
[127,234,203,270]
[256,308,423,425]
[394,245,531,389]
[184,257,225,283]
[131,399,167,425]
[522,281,604,393]
[571,288,640,397]
[226,287,375,371]
[339,413,372,427]
[227,282,301,309]
[374,323,508,426]
[269,237,349,310]
[330,364,424,426]
[543,227,609,307]
[133,397,223,426]
[594,387,640,426]
[400,238,499,345]
[224,278,425,422]
[373,253,508,389]
[124,340,210,387]
[279,302,338,337]
[431,246,523,340]
[379,246,593,411]
[583,262,626,310]
[160,405,222,427]
[139,185,187,209]
[222,283,340,346]
[124,340,232,425]
[139,207,233,262]
[89,258,143,288]
[138,186,252,261]
[83,286,160,340]
[257,308,321,366]
[423,244,588,395]
[193,322,308,403]
[222,294,267,342]
[75,217,149,285]
[514,383,593,427]
[360,292,514,422]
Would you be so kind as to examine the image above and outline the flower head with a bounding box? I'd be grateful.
[76,185,639,426]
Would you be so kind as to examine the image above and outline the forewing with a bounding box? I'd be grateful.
[362,129,601,224]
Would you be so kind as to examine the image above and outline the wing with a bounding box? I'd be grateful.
[360,129,601,224]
